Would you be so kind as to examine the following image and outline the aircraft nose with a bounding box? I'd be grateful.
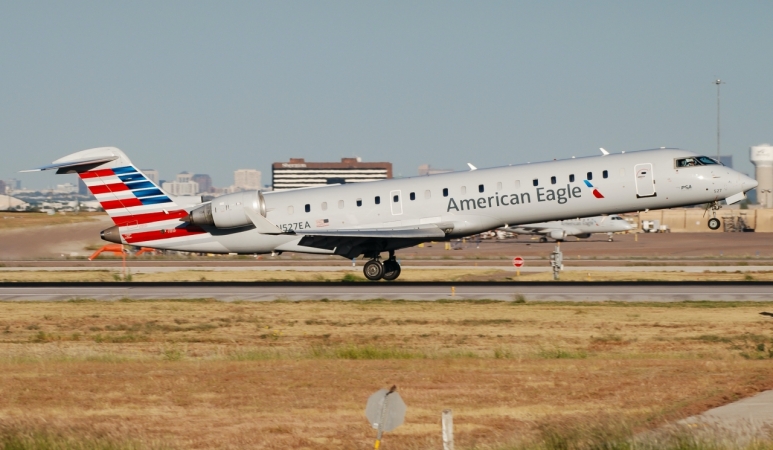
[740,174,758,193]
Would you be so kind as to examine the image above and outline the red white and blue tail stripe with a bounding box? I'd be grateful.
[25,147,213,248]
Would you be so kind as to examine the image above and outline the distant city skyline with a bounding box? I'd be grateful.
[3,2,773,191]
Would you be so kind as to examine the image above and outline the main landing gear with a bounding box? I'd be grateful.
[363,251,402,281]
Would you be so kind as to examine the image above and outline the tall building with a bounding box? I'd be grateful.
[142,169,160,185]
[272,157,392,191]
[162,172,200,196]
[192,174,213,193]
[0,180,5,195]
[77,178,90,196]
[234,169,262,191]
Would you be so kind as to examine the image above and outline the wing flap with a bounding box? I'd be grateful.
[295,226,446,239]
[295,225,447,256]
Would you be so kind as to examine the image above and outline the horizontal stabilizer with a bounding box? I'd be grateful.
[21,156,118,173]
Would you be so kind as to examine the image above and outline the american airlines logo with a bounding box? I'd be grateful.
[583,180,605,198]
[446,184,586,212]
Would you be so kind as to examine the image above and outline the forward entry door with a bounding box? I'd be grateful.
[634,163,656,198]
[390,190,403,215]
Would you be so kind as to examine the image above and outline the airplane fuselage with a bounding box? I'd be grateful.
[175,148,752,254]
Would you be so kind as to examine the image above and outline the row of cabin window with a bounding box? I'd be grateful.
[536,170,608,187]
[289,170,610,214]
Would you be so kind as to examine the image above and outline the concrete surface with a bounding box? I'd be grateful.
[2,283,773,301]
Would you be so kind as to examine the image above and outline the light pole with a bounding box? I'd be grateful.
[715,79,725,161]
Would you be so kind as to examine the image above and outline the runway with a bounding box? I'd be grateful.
[2,282,772,301]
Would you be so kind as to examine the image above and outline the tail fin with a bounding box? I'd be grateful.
[33,147,189,227]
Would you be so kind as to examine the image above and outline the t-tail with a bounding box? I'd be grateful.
[22,147,209,246]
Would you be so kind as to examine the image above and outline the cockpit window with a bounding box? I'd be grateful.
[696,156,719,165]
[675,156,721,168]
[611,216,623,220]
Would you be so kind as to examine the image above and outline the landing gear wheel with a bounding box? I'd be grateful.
[539,236,548,243]
[708,217,721,230]
[363,260,385,281]
[382,260,401,281]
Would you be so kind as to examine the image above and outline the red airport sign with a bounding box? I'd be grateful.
[513,256,524,268]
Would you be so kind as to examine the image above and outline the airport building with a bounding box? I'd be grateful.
[272,157,392,191]
[418,164,453,176]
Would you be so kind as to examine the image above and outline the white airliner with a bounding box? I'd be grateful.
[25,147,756,281]
[502,215,633,242]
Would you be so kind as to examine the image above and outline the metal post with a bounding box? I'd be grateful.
[374,389,394,449]
[442,409,454,450]
[714,79,725,162]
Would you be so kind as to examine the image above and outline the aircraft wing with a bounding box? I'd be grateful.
[504,225,550,235]
[295,224,448,257]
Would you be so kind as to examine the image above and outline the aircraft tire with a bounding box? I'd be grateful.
[708,218,721,230]
[382,261,401,281]
[539,237,548,243]
[363,260,385,281]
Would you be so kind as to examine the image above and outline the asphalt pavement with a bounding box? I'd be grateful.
[1,282,772,301]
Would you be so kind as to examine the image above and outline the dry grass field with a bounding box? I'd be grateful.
[1,299,773,449]
[2,268,773,283]
[0,212,100,230]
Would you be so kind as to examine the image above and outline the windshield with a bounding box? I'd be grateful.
[675,156,721,168]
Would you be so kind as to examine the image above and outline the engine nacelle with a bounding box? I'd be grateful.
[186,190,266,229]
[548,230,567,240]
[574,233,591,239]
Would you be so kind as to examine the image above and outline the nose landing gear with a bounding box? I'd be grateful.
[705,200,722,230]
[362,251,402,281]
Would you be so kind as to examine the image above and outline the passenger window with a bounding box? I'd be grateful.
[533,179,539,187]
[587,172,593,180]
[356,199,362,207]
[497,182,502,190]
[461,186,466,195]
[338,200,344,209]
[569,174,575,182]
[478,184,484,193]
[425,190,431,199]
[603,170,608,179]
[443,188,448,197]
[321,202,327,211]
[514,180,521,189]
[393,194,399,203]
[375,196,380,205]
[550,176,557,185]
[287,205,294,215]
[305,204,310,213]
[410,192,416,201]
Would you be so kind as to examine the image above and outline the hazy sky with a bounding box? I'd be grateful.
[2,1,772,190]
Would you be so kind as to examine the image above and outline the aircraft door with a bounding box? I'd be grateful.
[634,163,656,198]
[390,190,403,215]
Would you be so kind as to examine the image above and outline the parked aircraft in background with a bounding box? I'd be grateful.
[502,215,633,242]
[25,147,756,280]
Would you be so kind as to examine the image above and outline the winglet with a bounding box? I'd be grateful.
[599,148,609,156]
[467,163,477,171]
